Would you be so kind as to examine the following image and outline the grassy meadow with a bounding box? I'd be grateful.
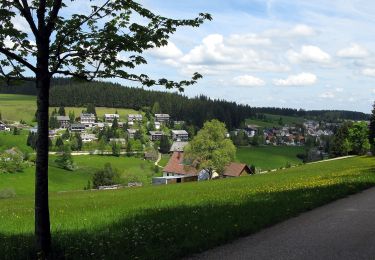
[0,156,374,259]
[0,155,158,197]
[0,94,140,124]
[246,113,304,128]
[236,146,304,170]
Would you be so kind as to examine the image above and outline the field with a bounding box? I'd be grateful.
[0,94,140,124]
[236,146,304,170]
[0,154,158,197]
[246,113,304,128]
[1,156,374,259]
[0,131,33,153]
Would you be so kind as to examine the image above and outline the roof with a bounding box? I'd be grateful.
[127,129,138,133]
[128,114,142,117]
[163,152,198,176]
[56,116,69,121]
[169,141,188,152]
[149,131,164,135]
[81,113,95,117]
[70,123,85,128]
[171,130,188,135]
[223,162,251,177]
[155,114,170,117]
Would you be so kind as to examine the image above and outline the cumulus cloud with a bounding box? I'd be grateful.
[287,45,331,64]
[274,72,317,86]
[337,43,369,58]
[148,42,183,59]
[233,75,265,87]
[289,24,316,36]
[362,68,375,77]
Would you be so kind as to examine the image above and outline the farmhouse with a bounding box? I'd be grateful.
[223,163,252,177]
[104,113,119,122]
[163,151,198,177]
[152,175,198,185]
[155,113,170,123]
[70,123,86,132]
[56,116,70,128]
[127,129,138,139]
[128,114,143,122]
[149,131,164,141]
[171,130,189,141]
[81,133,97,143]
[80,113,96,127]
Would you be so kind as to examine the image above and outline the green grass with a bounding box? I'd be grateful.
[0,156,375,259]
[236,146,304,170]
[0,94,140,124]
[0,131,33,153]
[246,113,304,128]
[0,155,157,197]
[158,154,171,167]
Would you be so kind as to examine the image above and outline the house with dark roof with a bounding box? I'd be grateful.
[223,163,252,177]
[171,130,189,141]
[149,131,164,141]
[56,116,70,128]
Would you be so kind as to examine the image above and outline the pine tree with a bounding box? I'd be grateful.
[58,106,66,116]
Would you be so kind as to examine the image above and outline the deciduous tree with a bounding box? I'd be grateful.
[0,1,210,255]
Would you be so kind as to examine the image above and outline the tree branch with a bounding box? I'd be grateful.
[14,0,39,39]
[46,0,63,35]
[0,47,36,72]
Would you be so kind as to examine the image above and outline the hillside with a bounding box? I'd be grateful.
[0,156,374,259]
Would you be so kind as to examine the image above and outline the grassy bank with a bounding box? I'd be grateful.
[236,146,304,170]
[0,156,374,259]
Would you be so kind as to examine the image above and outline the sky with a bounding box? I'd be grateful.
[8,0,375,113]
[125,0,375,113]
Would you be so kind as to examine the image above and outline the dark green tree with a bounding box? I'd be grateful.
[0,1,210,255]
[159,135,171,154]
[92,163,120,189]
[111,141,121,157]
[55,145,74,171]
[86,103,97,116]
[55,137,64,149]
[49,116,59,129]
[58,106,65,116]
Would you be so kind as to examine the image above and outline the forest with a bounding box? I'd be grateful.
[0,78,370,129]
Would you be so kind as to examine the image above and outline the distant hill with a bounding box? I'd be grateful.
[0,78,370,128]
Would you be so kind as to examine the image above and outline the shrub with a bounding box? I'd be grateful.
[92,163,120,189]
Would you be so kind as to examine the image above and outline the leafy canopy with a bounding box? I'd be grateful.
[0,1,211,90]
[185,119,236,175]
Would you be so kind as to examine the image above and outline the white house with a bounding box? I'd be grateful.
[127,129,138,139]
[70,123,86,132]
[104,114,119,122]
[81,133,97,143]
[128,114,143,122]
[80,113,96,127]
[171,130,189,141]
[155,114,170,123]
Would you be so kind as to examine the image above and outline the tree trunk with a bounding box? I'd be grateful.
[35,50,52,256]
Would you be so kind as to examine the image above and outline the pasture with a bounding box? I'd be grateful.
[236,146,304,170]
[246,113,304,128]
[0,94,140,124]
[0,156,374,259]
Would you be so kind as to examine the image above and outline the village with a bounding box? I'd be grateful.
[0,108,343,187]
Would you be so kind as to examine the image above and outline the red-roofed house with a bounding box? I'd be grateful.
[223,162,252,177]
[162,151,198,177]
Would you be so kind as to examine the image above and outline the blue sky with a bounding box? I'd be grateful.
[127,0,375,113]
[8,0,375,113]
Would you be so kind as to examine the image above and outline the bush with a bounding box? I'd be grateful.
[92,163,120,189]
[0,188,16,199]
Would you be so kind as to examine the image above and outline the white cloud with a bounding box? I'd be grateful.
[320,91,335,99]
[148,42,183,59]
[287,45,331,64]
[233,75,265,87]
[335,87,344,92]
[362,68,375,77]
[337,43,369,58]
[274,72,317,86]
[289,24,316,36]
